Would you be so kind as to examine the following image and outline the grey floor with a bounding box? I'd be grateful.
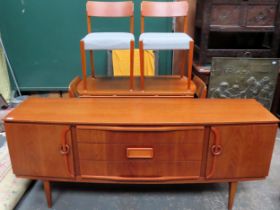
[15,130,280,210]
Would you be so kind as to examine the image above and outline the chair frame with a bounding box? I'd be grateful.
[68,76,82,98]
[80,1,135,90]
[193,75,207,98]
[139,1,194,90]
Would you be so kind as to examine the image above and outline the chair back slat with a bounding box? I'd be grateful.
[141,1,188,17]
[87,1,134,17]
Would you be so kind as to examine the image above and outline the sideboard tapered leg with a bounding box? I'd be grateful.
[228,182,238,210]
[43,181,52,208]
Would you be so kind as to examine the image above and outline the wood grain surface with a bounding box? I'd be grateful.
[77,76,196,96]
[5,123,75,178]
[206,124,278,179]
[4,98,279,125]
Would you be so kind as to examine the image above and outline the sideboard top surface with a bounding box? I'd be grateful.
[4,98,279,125]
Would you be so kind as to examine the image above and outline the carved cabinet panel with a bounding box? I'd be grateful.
[194,0,280,65]
[210,4,277,28]
[247,5,277,27]
[211,5,241,26]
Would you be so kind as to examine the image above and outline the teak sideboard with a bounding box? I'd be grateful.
[4,98,279,210]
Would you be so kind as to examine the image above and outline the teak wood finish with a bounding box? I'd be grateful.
[80,1,135,90]
[4,98,279,210]
[74,1,197,98]
[74,76,196,97]
[139,1,194,90]
[193,75,207,98]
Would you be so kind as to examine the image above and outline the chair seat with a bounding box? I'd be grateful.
[139,33,193,50]
[81,32,134,50]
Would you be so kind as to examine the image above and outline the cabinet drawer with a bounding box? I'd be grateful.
[76,126,205,144]
[247,5,276,27]
[78,143,203,161]
[80,160,201,178]
[76,126,204,179]
[211,5,241,26]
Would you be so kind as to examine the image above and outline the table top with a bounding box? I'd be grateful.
[77,76,196,96]
[4,98,279,125]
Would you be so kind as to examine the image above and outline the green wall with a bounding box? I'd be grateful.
[0,0,172,91]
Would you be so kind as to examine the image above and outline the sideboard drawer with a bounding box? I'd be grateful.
[78,143,203,161]
[79,161,201,178]
[76,126,205,179]
[76,126,205,144]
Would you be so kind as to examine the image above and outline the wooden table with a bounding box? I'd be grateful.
[74,76,196,97]
[4,98,279,210]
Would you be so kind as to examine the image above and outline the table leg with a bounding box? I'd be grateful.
[228,182,238,210]
[43,181,52,208]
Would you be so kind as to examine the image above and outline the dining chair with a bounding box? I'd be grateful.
[80,1,135,90]
[139,1,194,90]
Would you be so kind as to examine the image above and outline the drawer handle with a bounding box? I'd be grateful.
[243,51,252,57]
[127,148,154,159]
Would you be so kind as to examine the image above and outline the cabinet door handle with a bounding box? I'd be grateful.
[60,128,74,177]
[60,144,70,155]
[207,127,222,179]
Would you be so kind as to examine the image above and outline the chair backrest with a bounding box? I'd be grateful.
[193,76,207,98]
[87,1,134,17]
[86,1,134,33]
[141,1,188,17]
[140,1,188,33]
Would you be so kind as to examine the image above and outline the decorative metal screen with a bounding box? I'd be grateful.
[208,58,279,109]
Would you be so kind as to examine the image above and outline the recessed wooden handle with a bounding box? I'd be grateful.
[60,128,74,177]
[81,175,200,182]
[207,127,222,179]
[127,148,154,159]
[77,125,204,132]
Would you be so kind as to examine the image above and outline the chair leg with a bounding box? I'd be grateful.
[181,50,187,78]
[80,41,87,90]
[130,41,134,90]
[139,41,145,90]
[187,40,194,90]
[89,50,95,78]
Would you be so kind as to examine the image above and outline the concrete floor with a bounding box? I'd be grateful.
[15,129,280,210]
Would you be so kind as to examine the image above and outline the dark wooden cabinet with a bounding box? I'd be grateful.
[195,0,280,65]
[271,73,280,118]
